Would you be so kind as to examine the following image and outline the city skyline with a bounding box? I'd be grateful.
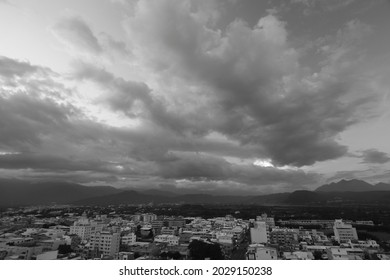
[1,0,390,194]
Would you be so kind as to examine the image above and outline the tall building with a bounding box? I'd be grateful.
[89,231,120,258]
[69,219,104,241]
[69,225,93,241]
[250,221,268,244]
[142,213,157,223]
[333,219,358,243]
[256,213,275,230]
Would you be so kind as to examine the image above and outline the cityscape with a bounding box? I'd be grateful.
[1,0,390,264]
[1,200,390,260]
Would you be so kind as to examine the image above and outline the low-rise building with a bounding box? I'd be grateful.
[283,251,314,260]
[246,244,277,260]
[154,235,179,246]
[270,228,298,246]
[121,233,136,245]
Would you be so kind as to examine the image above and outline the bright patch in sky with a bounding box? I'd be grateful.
[253,159,274,168]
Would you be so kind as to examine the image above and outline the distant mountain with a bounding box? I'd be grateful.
[315,179,390,192]
[373,182,390,191]
[3,178,390,207]
[0,179,121,206]
[284,190,326,204]
[73,190,172,205]
[137,189,178,197]
[74,189,390,206]
[74,191,247,205]
[246,192,290,205]
[285,190,390,205]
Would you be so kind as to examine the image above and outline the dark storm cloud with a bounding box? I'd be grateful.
[0,90,76,152]
[72,63,214,136]
[124,1,376,167]
[159,152,319,187]
[0,153,105,172]
[159,153,231,180]
[1,0,383,192]
[0,56,113,156]
[73,62,151,115]
[0,55,50,78]
[361,149,390,164]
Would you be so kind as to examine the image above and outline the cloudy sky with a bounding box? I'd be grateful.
[0,0,390,194]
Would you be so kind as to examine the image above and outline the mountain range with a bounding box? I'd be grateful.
[315,179,390,192]
[1,179,390,207]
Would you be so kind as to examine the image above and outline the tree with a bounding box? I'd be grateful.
[313,250,323,260]
[171,251,182,260]
[188,240,223,260]
[134,252,141,259]
[135,225,142,237]
[149,244,161,259]
[58,244,72,255]
[70,235,81,250]
[160,252,168,259]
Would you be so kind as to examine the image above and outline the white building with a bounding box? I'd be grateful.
[21,228,40,237]
[256,214,275,230]
[154,235,179,245]
[350,240,379,249]
[326,247,350,260]
[89,231,120,258]
[250,221,268,244]
[121,233,137,245]
[69,217,105,241]
[283,251,314,260]
[142,213,157,223]
[216,232,234,245]
[333,219,358,243]
[246,244,277,260]
[326,246,363,260]
[42,228,66,239]
[69,225,93,241]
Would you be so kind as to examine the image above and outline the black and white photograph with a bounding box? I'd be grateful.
[1,0,390,266]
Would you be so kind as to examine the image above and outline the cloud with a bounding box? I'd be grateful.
[52,15,103,54]
[0,56,321,192]
[121,0,376,167]
[0,55,50,78]
[0,153,105,172]
[52,14,131,60]
[158,151,319,189]
[72,62,152,116]
[99,32,132,57]
[291,0,356,15]
[0,1,385,193]
[361,149,390,164]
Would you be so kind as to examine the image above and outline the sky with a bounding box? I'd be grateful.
[0,0,390,195]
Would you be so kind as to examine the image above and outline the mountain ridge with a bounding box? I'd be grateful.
[1,178,390,207]
[315,179,390,192]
